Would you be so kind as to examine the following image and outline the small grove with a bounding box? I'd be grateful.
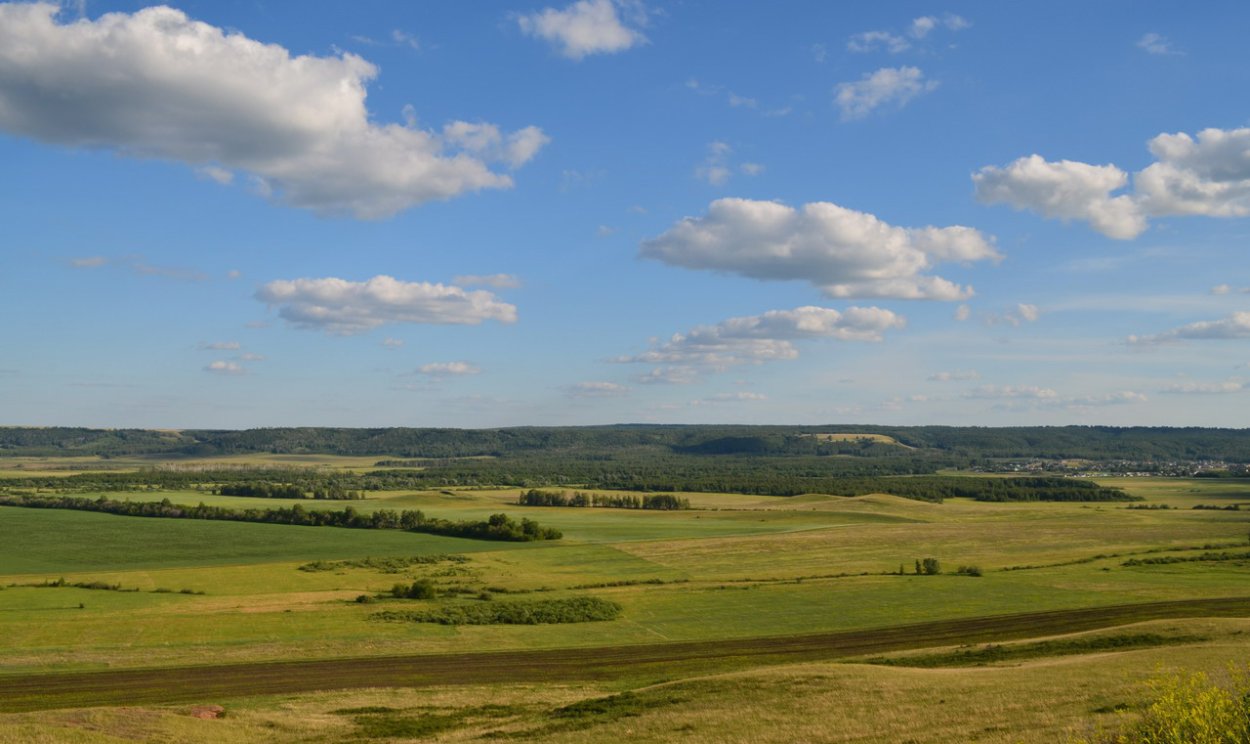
[517,489,690,510]
[0,494,561,542]
[215,482,365,500]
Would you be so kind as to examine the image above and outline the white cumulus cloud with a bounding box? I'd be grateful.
[691,391,767,406]
[973,155,1147,239]
[835,66,938,120]
[615,306,906,371]
[964,385,1058,400]
[1137,32,1181,56]
[517,0,647,60]
[1161,380,1245,395]
[418,361,481,378]
[204,360,245,375]
[256,275,517,335]
[633,366,700,385]
[1136,128,1250,218]
[640,198,998,301]
[1127,311,1250,345]
[928,370,980,382]
[849,15,967,53]
[847,31,910,54]
[1064,391,1148,407]
[694,141,733,186]
[0,3,546,219]
[975,127,1250,238]
[565,381,630,398]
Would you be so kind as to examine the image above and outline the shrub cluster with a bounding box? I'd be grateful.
[371,596,622,625]
[518,489,690,510]
[1078,669,1250,744]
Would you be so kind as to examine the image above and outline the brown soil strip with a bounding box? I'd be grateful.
[2,595,1248,712]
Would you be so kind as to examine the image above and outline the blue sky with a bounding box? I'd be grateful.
[3,0,1250,428]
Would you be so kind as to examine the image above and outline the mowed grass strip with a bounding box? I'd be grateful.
[2,595,1248,713]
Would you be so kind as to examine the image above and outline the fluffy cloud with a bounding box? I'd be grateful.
[564,381,630,398]
[418,361,481,377]
[204,360,245,375]
[0,4,546,219]
[1137,32,1181,56]
[691,391,767,406]
[615,306,906,370]
[255,275,517,335]
[847,31,909,54]
[517,0,647,59]
[835,67,938,120]
[973,155,1146,239]
[911,14,969,37]
[1064,391,1148,407]
[975,127,1250,238]
[695,141,732,186]
[1136,128,1250,218]
[848,14,968,53]
[983,303,1041,327]
[692,142,763,186]
[1161,380,1245,395]
[928,370,980,382]
[640,198,998,300]
[1127,311,1250,345]
[633,366,700,385]
[964,385,1058,400]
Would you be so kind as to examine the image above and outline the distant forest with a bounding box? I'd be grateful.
[2,425,1249,462]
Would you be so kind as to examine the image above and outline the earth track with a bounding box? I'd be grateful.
[3,595,1249,712]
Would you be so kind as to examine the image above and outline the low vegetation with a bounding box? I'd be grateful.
[518,489,690,510]
[1078,668,1250,744]
[215,482,364,500]
[298,554,469,573]
[370,596,623,625]
[0,493,561,541]
[865,633,1206,668]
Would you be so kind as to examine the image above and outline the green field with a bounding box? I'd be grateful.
[1,470,1249,742]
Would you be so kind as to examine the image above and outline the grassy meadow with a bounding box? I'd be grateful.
[1,468,1248,742]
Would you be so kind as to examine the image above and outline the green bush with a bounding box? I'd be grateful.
[1080,668,1250,743]
[390,579,437,600]
[371,596,622,625]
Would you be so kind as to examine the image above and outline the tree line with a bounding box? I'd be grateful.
[0,467,1135,502]
[4,424,1249,462]
[517,489,690,510]
[0,494,561,542]
[215,482,364,500]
